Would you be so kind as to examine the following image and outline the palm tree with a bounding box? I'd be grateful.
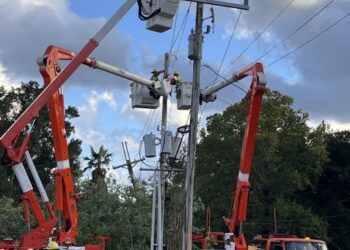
[83,146,112,182]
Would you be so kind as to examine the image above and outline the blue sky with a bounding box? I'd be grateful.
[1,0,349,184]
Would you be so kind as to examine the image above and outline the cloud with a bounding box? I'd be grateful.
[79,90,117,112]
[0,0,133,89]
[0,64,20,90]
[200,0,350,126]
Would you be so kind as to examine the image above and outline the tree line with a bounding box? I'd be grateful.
[0,82,349,249]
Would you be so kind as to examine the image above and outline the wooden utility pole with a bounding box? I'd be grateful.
[121,141,137,188]
[182,1,249,249]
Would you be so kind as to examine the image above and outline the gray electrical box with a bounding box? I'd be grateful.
[130,82,159,109]
[170,136,182,159]
[176,82,192,110]
[188,31,195,60]
[161,130,172,154]
[143,133,157,158]
[146,0,180,33]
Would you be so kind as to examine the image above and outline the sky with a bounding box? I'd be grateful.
[0,0,349,185]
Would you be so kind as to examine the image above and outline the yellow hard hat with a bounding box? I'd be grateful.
[47,241,60,249]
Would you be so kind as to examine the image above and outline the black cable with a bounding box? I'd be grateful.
[169,3,192,55]
[266,12,350,68]
[249,0,336,67]
[202,64,247,94]
[222,0,295,75]
[210,10,243,87]
[170,8,179,50]
[137,0,161,21]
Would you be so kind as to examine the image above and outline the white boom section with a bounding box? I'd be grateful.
[24,151,50,202]
[200,73,238,102]
[93,0,137,43]
[89,59,154,88]
[12,162,33,193]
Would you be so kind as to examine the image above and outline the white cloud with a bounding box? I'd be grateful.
[308,119,350,131]
[0,0,133,89]
[168,98,190,128]
[0,64,20,90]
[79,90,117,113]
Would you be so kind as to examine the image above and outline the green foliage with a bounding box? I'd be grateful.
[194,90,329,240]
[0,82,82,241]
[311,131,350,249]
[272,198,328,239]
[0,196,26,238]
[0,82,82,200]
[76,180,152,250]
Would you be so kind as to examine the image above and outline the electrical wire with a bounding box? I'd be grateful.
[172,3,192,71]
[153,108,161,131]
[169,3,192,55]
[248,0,336,67]
[137,0,161,21]
[266,12,350,68]
[146,109,156,134]
[222,0,295,75]
[202,64,247,93]
[136,110,153,143]
[170,7,179,53]
[210,9,243,87]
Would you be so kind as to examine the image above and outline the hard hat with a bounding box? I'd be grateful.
[151,68,159,73]
[174,70,180,76]
[47,241,60,249]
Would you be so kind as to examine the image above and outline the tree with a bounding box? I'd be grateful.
[0,82,82,199]
[311,131,350,249]
[0,196,26,239]
[0,82,82,240]
[194,90,328,241]
[83,146,112,182]
[76,180,152,249]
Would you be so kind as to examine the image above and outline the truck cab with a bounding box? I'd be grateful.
[253,234,328,250]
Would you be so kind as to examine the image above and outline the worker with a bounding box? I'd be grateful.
[173,70,181,85]
[225,234,236,250]
[150,68,164,81]
[47,241,60,250]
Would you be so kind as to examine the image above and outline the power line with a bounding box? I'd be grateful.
[146,109,156,133]
[202,64,247,93]
[249,0,336,66]
[169,7,179,53]
[172,4,192,71]
[266,12,350,68]
[169,3,192,59]
[222,0,295,75]
[153,108,161,131]
[210,9,243,87]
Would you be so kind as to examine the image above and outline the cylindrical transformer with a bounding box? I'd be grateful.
[161,130,172,154]
[170,136,182,159]
[188,31,195,60]
[143,133,157,158]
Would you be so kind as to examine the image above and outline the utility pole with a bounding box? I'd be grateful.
[157,52,170,250]
[121,141,137,188]
[183,3,203,250]
[151,173,157,250]
[182,1,249,249]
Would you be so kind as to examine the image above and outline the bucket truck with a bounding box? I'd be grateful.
[192,63,328,250]
[0,41,172,249]
[0,0,175,248]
